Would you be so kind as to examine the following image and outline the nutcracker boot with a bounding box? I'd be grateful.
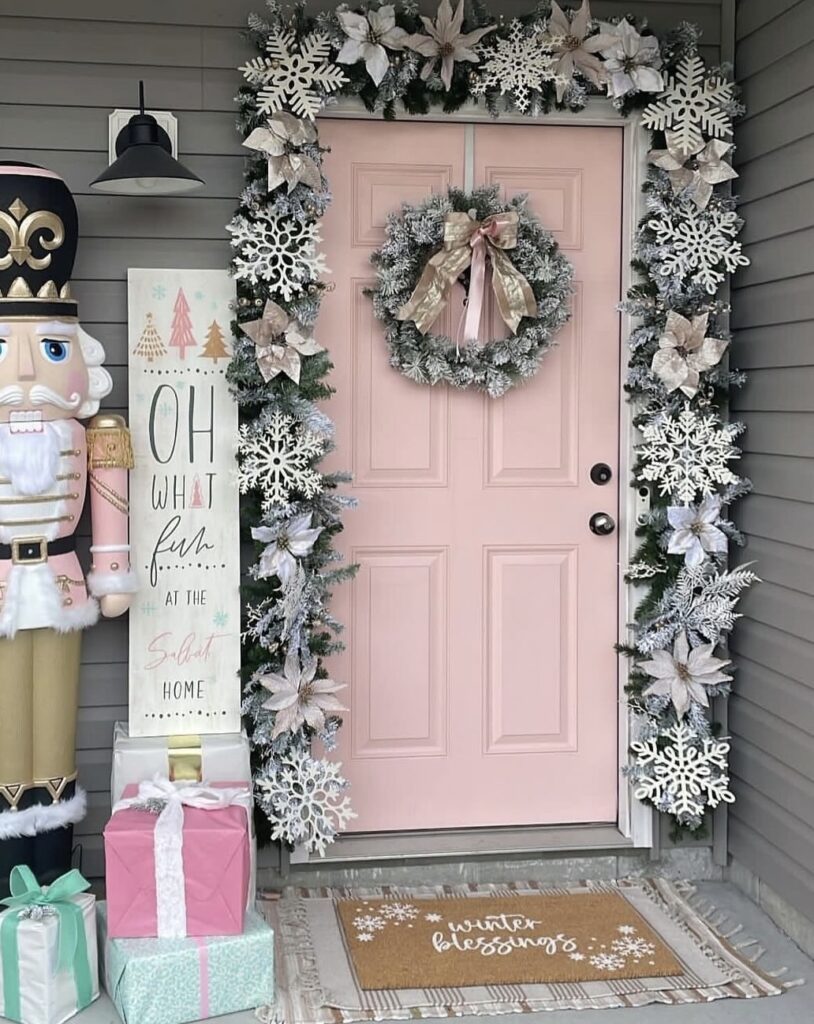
[29,777,83,885]
[0,785,36,899]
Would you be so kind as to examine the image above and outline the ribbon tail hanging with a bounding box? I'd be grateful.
[462,233,488,344]
[397,244,472,336]
[489,246,538,333]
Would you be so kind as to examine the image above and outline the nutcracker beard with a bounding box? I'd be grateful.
[0,417,62,495]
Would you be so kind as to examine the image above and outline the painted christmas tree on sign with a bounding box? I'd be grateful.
[169,288,197,359]
[200,319,230,362]
[133,312,166,362]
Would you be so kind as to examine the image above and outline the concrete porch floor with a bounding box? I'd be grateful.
[77,881,812,1024]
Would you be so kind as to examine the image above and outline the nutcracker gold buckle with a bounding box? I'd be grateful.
[11,537,47,564]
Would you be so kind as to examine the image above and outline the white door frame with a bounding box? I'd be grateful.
[313,97,654,856]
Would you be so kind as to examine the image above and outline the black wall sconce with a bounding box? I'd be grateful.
[90,82,204,196]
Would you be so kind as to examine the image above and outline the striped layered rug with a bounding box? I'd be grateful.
[258,878,799,1021]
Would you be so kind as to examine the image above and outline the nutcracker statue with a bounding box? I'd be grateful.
[0,163,136,893]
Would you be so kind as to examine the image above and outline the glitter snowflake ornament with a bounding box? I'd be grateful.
[471,20,560,113]
[238,410,325,512]
[257,747,356,856]
[229,212,328,301]
[631,723,734,823]
[240,29,347,120]
[638,407,740,504]
[641,55,734,157]
[647,204,749,295]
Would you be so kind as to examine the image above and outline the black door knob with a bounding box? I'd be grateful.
[589,512,616,536]
[590,462,612,485]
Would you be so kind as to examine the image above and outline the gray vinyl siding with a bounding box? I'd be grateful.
[730,0,814,925]
[0,0,724,878]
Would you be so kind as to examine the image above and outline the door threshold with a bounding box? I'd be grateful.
[305,823,639,865]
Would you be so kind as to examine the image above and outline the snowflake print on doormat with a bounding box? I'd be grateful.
[353,914,386,934]
[229,211,328,300]
[471,20,561,113]
[240,29,347,120]
[647,203,749,295]
[631,722,734,822]
[641,54,734,156]
[380,902,419,923]
[238,409,325,512]
[612,934,657,961]
[589,952,627,972]
[637,407,740,504]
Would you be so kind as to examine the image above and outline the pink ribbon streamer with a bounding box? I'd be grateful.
[462,217,502,344]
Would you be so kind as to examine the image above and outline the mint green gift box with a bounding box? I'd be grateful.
[97,902,274,1024]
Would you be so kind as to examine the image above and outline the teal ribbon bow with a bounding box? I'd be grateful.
[0,865,94,1022]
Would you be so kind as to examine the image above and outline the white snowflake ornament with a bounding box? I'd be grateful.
[631,723,734,823]
[229,212,329,301]
[647,204,749,295]
[240,29,347,120]
[471,20,561,113]
[257,747,356,856]
[238,410,325,512]
[637,407,740,504]
[641,55,734,157]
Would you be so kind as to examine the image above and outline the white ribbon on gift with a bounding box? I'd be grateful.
[111,776,253,939]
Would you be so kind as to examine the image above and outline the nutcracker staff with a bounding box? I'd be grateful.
[0,163,136,893]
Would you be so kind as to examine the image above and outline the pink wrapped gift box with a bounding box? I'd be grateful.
[104,781,250,939]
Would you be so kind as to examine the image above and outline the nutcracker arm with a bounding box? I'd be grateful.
[85,413,138,600]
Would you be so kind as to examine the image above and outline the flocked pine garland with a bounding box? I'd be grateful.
[230,0,753,852]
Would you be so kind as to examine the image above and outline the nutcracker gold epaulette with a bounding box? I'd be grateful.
[87,414,135,471]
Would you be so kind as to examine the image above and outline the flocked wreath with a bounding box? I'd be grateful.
[369,185,574,397]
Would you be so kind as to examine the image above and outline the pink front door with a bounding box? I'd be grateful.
[319,118,623,832]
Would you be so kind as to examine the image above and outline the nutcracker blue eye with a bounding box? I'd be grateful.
[40,339,70,363]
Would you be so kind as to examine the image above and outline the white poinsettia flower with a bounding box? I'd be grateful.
[667,496,728,567]
[252,512,323,584]
[259,650,347,739]
[598,18,664,98]
[337,4,409,86]
[651,311,728,397]
[542,0,617,102]
[404,0,495,91]
[640,630,732,719]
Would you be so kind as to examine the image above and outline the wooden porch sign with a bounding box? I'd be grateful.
[127,269,241,736]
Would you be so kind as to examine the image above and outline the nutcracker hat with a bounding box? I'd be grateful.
[0,162,79,319]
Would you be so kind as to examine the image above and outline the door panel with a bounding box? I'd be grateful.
[318,118,623,832]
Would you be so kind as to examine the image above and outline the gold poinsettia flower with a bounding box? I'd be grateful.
[404,0,495,91]
[542,0,617,102]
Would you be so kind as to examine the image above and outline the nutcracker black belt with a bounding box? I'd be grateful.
[0,536,77,564]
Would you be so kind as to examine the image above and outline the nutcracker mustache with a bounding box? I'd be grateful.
[0,386,24,405]
[28,385,83,410]
[0,384,82,409]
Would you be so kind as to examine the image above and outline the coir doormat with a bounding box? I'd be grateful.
[260,879,801,1022]
[336,890,682,989]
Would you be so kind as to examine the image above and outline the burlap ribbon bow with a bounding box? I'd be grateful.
[396,210,538,340]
